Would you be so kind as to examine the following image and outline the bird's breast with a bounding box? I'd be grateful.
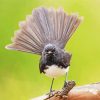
[44,65,69,78]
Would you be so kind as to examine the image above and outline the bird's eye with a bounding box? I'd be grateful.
[45,49,49,52]
[52,49,55,52]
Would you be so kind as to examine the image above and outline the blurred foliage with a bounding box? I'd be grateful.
[0,0,100,100]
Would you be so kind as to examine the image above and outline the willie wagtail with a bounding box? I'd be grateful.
[6,7,83,93]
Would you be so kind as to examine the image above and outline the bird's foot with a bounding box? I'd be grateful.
[45,90,61,100]
[49,89,55,97]
[45,91,68,100]
[46,90,55,96]
[63,81,67,89]
[45,90,56,99]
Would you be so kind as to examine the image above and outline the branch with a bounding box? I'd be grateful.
[31,81,100,100]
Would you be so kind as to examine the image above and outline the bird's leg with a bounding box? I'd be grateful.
[48,78,54,97]
[50,78,54,93]
[63,72,68,88]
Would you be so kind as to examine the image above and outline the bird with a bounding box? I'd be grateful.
[5,7,83,93]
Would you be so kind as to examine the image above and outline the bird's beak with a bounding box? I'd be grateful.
[48,51,52,54]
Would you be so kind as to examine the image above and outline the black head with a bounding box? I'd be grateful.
[41,44,72,68]
[43,44,57,57]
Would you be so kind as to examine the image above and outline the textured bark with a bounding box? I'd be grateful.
[31,81,100,100]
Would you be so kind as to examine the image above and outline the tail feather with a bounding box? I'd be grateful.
[60,14,83,48]
[6,7,83,54]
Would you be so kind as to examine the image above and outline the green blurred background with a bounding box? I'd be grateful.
[0,0,100,100]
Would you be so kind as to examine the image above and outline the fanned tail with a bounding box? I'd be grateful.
[6,7,83,55]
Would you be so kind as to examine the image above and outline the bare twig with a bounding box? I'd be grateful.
[31,81,76,100]
[31,82,100,100]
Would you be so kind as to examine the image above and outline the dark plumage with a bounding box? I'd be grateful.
[39,44,71,74]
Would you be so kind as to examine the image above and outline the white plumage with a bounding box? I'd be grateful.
[44,65,69,78]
